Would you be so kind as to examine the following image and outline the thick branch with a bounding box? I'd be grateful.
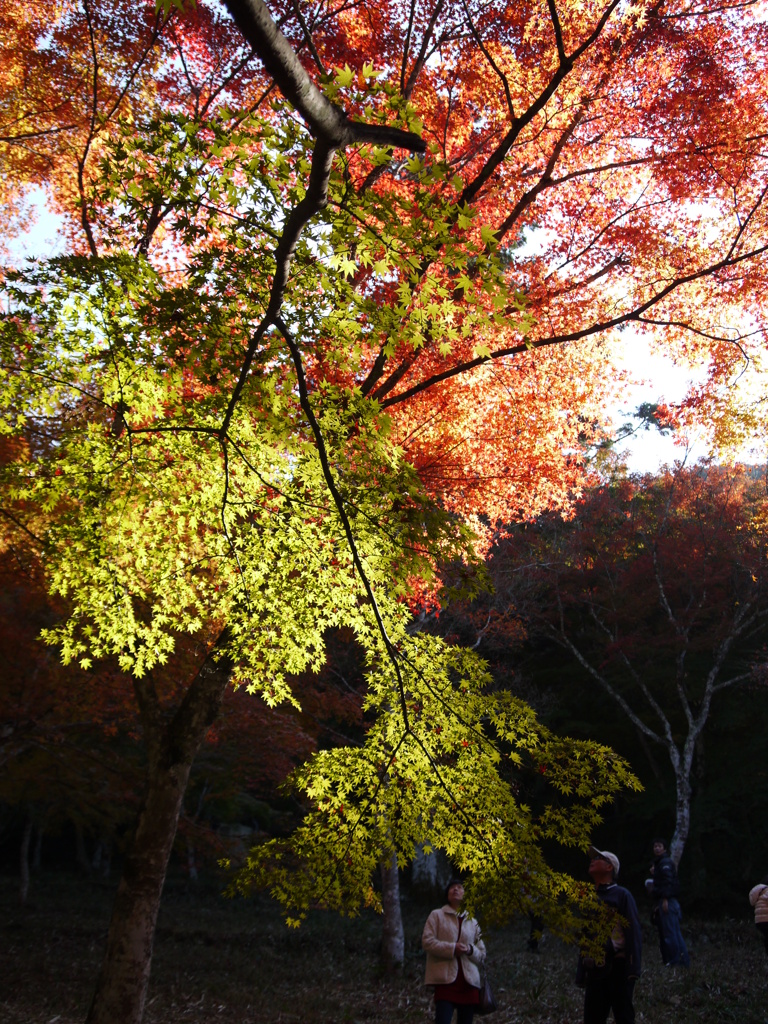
[163,634,233,768]
[222,0,424,152]
[215,0,425,435]
[546,0,568,65]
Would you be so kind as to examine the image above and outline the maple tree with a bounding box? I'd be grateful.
[0,519,325,894]
[492,463,768,867]
[3,0,768,1021]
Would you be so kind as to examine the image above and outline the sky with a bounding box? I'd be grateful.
[608,329,768,474]
[9,188,65,262]
[608,336,708,473]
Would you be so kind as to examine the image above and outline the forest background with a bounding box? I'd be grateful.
[2,1,768,1023]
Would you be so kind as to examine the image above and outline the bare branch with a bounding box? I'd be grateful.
[276,315,411,734]
[546,0,567,65]
[460,0,622,206]
[403,0,448,100]
[461,0,515,120]
[550,599,665,746]
[400,0,418,95]
[289,0,327,74]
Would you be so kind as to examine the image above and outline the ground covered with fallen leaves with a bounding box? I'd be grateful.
[2,873,766,1023]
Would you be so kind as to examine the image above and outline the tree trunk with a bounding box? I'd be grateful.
[75,820,92,875]
[380,852,405,972]
[669,754,692,868]
[85,757,193,1023]
[19,814,32,906]
[32,821,44,872]
[92,838,113,878]
[101,841,112,880]
[85,646,231,1024]
[184,779,209,885]
[186,840,198,883]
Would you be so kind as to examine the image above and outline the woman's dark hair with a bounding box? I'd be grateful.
[444,878,464,902]
[760,873,768,886]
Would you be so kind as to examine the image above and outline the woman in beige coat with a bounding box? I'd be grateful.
[422,879,486,1024]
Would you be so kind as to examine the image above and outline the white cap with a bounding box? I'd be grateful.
[589,846,620,877]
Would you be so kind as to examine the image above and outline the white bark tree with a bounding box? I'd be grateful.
[503,466,768,866]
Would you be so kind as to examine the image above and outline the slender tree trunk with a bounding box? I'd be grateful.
[101,841,112,880]
[669,745,693,868]
[380,852,404,972]
[32,821,44,872]
[687,740,708,898]
[85,645,231,1024]
[184,780,209,884]
[186,840,198,883]
[19,814,32,906]
[75,820,92,875]
[92,839,113,879]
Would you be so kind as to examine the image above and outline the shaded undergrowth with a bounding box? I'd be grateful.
[1,873,766,1023]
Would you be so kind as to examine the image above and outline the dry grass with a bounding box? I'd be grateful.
[2,873,767,1024]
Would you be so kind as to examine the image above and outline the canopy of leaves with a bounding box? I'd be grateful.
[4,0,767,928]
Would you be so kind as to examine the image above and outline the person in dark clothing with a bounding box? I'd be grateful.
[748,873,768,955]
[576,847,642,1024]
[650,838,690,967]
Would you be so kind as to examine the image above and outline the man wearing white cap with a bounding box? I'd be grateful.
[576,847,642,1024]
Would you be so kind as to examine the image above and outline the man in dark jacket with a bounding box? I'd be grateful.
[650,838,690,967]
[577,847,642,1024]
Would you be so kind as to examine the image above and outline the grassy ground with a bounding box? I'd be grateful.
[1,872,766,1024]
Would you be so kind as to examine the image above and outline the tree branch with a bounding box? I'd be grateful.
[276,315,411,734]
[164,635,233,768]
[378,235,768,408]
[222,0,424,151]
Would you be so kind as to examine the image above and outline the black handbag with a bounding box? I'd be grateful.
[477,972,498,1016]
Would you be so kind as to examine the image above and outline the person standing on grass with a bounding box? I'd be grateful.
[650,838,690,967]
[422,878,486,1024]
[576,848,642,1024]
[749,874,768,955]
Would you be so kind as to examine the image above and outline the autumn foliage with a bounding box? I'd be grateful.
[2,2,768,1021]
[490,463,768,863]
